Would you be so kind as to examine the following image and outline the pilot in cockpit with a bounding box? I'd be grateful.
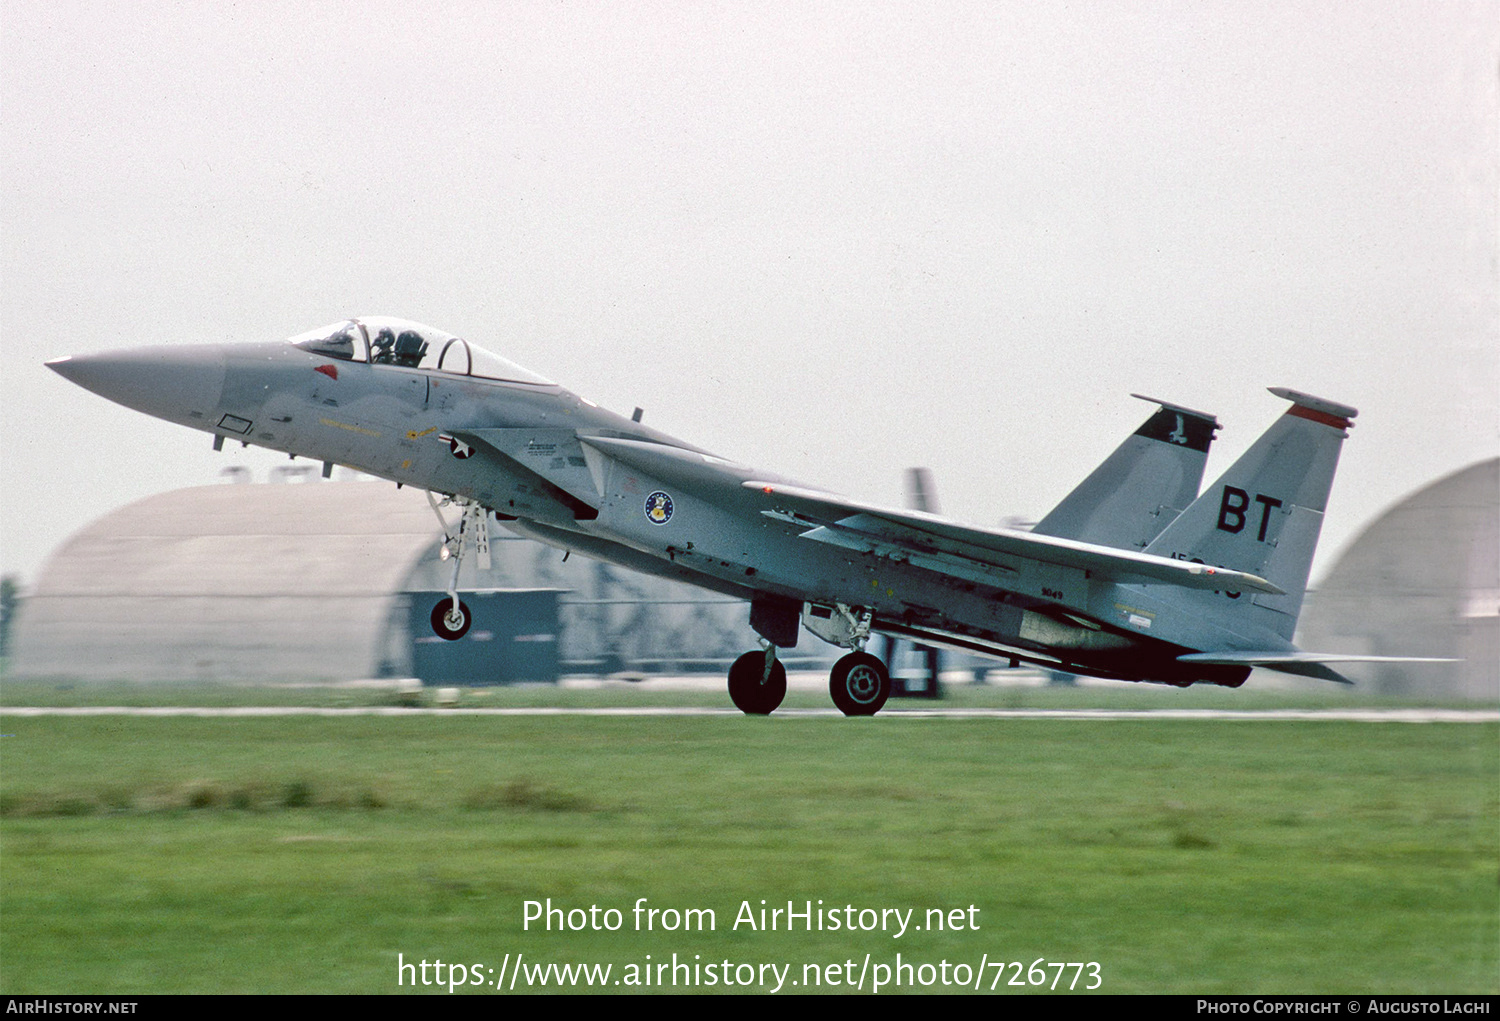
[370,326,396,364]
[393,330,428,368]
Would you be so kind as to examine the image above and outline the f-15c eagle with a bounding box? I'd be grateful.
[48,316,1436,715]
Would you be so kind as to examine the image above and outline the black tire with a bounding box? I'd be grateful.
[727,650,787,715]
[829,652,890,716]
[431,598,472,641]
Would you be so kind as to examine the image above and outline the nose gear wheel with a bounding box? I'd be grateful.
[431,598,472,641]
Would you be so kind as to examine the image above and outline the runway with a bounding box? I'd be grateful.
[3,706,1494,722]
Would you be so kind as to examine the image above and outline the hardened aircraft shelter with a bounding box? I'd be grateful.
[9,479,778,683]
[1296,458,1498,699]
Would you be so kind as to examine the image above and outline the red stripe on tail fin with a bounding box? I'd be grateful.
[1286,403,1351,430]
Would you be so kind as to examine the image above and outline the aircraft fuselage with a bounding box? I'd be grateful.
[58,316,1379,711]
[51,335,1251,688]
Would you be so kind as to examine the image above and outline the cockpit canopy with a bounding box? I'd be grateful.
[289,317,555,386]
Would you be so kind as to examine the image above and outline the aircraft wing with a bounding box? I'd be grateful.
[744,481,1285,596]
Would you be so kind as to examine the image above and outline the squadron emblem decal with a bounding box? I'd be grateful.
[644,491,674,525]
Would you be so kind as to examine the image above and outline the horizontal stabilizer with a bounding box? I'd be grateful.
[1177,651,1459,686]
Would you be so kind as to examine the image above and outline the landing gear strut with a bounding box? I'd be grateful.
[728,642,787,715]
[426,492,489,641]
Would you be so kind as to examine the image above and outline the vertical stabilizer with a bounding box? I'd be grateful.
[905,467,940,514]
[1034,395,1218,550]
[1142,388,1357,640]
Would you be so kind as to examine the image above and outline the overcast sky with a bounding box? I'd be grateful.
[3,1,1496,587]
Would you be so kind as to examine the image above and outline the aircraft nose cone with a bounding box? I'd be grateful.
[47,346,226,425]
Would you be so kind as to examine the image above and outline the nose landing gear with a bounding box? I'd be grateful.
[426,492,489,641]
[431,597,472,641]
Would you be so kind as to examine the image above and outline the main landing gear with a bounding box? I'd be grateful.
[426,492,489,641]
[727,601,892,717]
[828,651,891,717]
[728,643,787,715]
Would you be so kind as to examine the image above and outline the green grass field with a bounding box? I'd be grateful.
[4,674,1491,710]
[1,692,1495,994]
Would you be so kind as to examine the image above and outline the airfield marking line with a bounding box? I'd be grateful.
[1,707,1495,722]
[879,708,1500,723]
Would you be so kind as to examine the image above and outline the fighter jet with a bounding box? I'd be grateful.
[47,316,1434,714]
